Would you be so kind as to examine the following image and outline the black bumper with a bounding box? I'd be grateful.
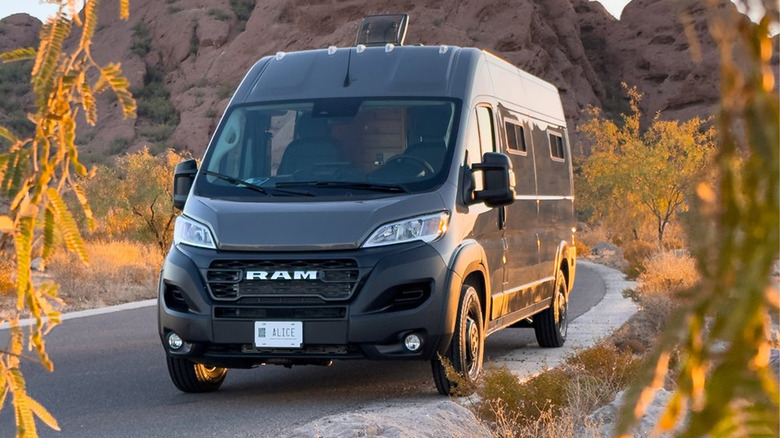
[158,242,459,368]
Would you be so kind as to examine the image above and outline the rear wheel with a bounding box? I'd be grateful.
[534,269,568,348]
[432,284,484,395]
[166,355,228,393]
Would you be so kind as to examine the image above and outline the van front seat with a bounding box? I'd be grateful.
[405,106,451,172]
[277,115,342,175]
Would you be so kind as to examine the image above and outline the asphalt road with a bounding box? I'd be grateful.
[0,264,605,438]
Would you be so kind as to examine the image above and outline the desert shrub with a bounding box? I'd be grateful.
[208,8,230,21]
[578,85,716,247]
[638,250,699,295]
[477,365,572,424]
[574,239,591,257]
[476,343,638,436]
[108,136,132,155]
[622,239,655,278]
[132,65,179,142]
[190,19,199,58]
[0,61,35,145]
[82,148,188,250]
[577,224,610,248]
[230,0,255,30]
[47,240,162,309]
[138,123,176,143]
[130,21,152,57]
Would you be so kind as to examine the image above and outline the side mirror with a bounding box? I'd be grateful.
[471,152,515,207]
[173,159,198,210]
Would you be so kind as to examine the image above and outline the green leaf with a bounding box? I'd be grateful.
[46,188,88,265]
[0,126,20,145]
[78,0,100,54]
[42,208,55,261]
[0,47,37,63]
[13,216,34,310]
[97,63,136,118]
[80,78,98,126]
[72,183,95,231]
[32,17,72,112]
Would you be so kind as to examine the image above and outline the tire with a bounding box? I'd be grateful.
[432,284,484,395]
[534,269,569,348]
[166,355,228,393]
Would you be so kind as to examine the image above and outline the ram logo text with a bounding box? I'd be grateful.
[245,271,318,280]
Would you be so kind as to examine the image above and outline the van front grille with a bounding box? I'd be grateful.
[206,259,360,301]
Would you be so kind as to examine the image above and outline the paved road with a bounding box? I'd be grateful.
[0,265,605,437]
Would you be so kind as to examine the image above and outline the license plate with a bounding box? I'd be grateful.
[254,321,303,348]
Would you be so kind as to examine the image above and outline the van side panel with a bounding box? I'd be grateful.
[534,126,575,284]
[497,107,541,317]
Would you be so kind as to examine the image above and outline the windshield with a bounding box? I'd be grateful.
[195,98,460,200]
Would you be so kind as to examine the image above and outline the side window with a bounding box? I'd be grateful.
[548,132,565,161]
[505,121,527,154]
[476,106,495,153]
[465,105,494,192]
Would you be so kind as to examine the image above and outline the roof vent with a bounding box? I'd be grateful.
[356,14,408,47]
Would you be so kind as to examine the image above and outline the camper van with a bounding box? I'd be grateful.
[159,15,576,395]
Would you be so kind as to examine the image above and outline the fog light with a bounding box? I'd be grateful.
[404,333,422,352]
[168,332,183,350]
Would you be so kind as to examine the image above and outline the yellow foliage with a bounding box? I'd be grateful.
[577,84,716,245]
[616,2,780,437]
[83,147,189,250]
[0,1,135,436]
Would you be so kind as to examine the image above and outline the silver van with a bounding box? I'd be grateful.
[159,15,576,394]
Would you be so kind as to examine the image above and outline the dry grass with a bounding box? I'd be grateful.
[637,250,699,295]
[474,343,638,437]
[621,240,655,279]
[577,224,610,249]
[44,240,162,311]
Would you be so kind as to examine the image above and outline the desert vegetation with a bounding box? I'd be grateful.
[0,0,776,436]
[0,0,136,434]
[468,1,779,435]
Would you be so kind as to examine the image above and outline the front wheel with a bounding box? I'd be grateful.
[432,284,484,395]
[166,355,228,393]
[534,269,569,348]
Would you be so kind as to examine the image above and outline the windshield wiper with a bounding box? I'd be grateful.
[276,181,410,193]
[202,171,315,197]
[203,170,268,194]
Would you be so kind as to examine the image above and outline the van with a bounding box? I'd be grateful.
[159,15,576,394]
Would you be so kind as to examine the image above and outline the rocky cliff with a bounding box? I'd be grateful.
[0,0,768,159]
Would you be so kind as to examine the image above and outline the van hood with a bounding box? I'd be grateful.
[183,193,448,251]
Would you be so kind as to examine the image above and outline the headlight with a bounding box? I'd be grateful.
[363,212,450,248]
[173,215,216,249]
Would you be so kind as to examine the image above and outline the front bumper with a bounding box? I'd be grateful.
[158,242,456,368]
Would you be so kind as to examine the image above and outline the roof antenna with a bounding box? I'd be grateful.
[343,49,352,87]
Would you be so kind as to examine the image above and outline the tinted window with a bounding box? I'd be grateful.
[196,99,460,200]
[505,121,527,153]
[476,106,495,153]
[549,132,565,160]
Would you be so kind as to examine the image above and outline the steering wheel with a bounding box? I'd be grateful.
[384,154,435,176]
